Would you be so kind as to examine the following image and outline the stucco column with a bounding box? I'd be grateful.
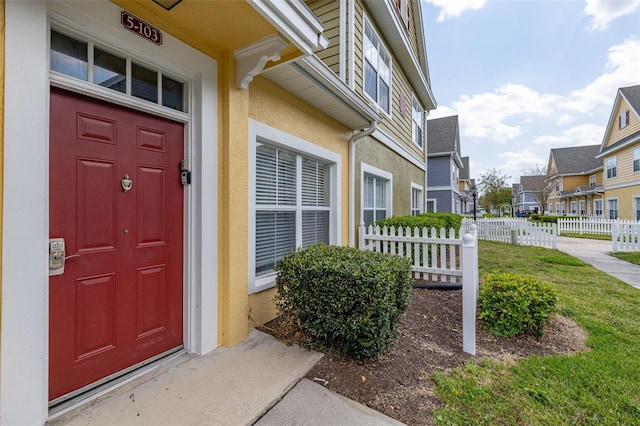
[219,51,250,347]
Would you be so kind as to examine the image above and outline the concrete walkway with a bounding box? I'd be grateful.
[556,236,640,289]
[48,329,402,425]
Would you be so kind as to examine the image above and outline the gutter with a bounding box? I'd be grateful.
[349,121,378,246]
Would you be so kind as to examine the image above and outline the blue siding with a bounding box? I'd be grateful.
[427,156,451,186]
[428,190,453,212]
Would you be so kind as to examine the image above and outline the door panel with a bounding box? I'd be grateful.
[49,87,184,402]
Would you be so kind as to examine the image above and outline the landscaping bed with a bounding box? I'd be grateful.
[260,287,587,425]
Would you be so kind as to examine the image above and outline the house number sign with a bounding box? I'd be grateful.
[121,11,163,46]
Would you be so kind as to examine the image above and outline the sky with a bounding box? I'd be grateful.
[421,0,640,184]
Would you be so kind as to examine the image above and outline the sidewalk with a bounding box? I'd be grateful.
[556,236,640,290]
[48,329,403,425]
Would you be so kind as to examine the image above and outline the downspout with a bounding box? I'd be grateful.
[424,111,429,213]
[349,121,378,246]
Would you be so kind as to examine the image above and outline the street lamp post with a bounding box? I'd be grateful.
[471,184,478,222]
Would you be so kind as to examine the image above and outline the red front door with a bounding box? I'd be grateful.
[49,88,184,401]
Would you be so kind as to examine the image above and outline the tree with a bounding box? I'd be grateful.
[478,168,512,213]
[522,165,552,215]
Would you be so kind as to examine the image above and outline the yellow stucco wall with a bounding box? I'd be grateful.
[244,76,351,329]
[219,73,352,344]
[218,51,251,347]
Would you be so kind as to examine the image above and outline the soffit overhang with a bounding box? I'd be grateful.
[110,0,327,58]
[262,55,381,130]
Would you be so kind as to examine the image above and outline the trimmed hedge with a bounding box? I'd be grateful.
[530,214,581,223]
[478,272,557,338]
[375,213,463,232]
[275,244,413,359]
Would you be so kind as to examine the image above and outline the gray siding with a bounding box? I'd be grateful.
[308,0,341,76]
[427,156,451,187]
[428,190,453,212]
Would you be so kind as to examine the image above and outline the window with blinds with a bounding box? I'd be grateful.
[411,186,422,216]
[363,173,389,226]
[255,143,330,277]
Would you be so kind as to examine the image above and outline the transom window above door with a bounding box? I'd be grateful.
[50,29,186,112]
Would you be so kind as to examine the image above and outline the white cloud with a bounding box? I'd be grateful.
[428,105,456,119]
[556,114,573,125]
[497,149,547,177]
[585,0,640,30]
[564,38,640,113]
[450,84,560,142]
[422,0,487,22]
[533,123,605,147]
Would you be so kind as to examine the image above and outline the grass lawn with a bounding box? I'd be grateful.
[431,240,640,425]
[610,251,640,265]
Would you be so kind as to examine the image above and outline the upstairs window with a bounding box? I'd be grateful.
[395,0,411,30]
[633,147,640,173]
[589,174,596,186]
[619,109,630,129]
[412,96,423,148]
[606,156,617,179]
[364,20,391,115]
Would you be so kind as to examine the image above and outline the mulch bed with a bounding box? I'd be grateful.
[259,288,588,425]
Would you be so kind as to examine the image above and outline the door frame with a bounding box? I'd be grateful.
[2,1,219,424]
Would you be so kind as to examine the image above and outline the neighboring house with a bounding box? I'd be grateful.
[513,175,546,214]
[596,85,640,220]
[546,145,603,216]
[458,156,474,214]
[426,115,463,213]
[0,0,436,423]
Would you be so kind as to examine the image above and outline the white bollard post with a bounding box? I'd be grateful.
[462,230,478,356]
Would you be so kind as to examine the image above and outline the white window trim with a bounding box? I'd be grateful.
[362,15,393,118]
[411,182,423,215]
[3,2,218,423]
[606,156,617,180]
[634,196,640,221]
[427,198,437,213]
[411,95,424,149]
[633,147,640,174]
[570,201,577,214]
[589,174,597,185]
[607,197,619,219]
[248,119,341,294]
[361,162,393,225]
[594,198,604,216]
[620,109,629,129]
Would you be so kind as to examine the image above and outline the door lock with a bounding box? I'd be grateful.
[180,160,191,185]
[49,238,66,276]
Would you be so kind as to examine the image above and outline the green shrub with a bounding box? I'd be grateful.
[375,213,463,232]
[478,272,557,338]
[532,215,581,224]
[275,244,413,359]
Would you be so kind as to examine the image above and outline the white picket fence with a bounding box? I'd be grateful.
[358,223,479,355]
[558,217,617,235]
[462,218,557,249]
[613,221,640,252]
